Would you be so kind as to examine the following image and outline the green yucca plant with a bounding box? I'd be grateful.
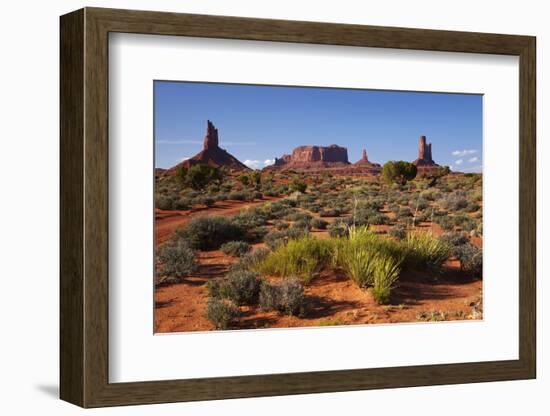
[372,254,403,304]
[402,232,450,271]
[339,244,377,287]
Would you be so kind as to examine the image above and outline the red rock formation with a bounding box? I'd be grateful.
[413,135,438,167]
[271,144,350,170]
[352,148,381,173]
[166,120,249,174]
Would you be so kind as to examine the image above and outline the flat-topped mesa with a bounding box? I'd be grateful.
[203,120,219,149]
[270,144,350,170]
[413,135,438,167]
[166,120,249,174]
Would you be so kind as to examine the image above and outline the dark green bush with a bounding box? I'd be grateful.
[311,218,328,229]
[174,216,245,250]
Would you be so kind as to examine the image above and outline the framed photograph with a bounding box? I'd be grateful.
[60,7,536,408]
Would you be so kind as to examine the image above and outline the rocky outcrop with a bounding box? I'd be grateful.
[350,148,381,174]
[272,144,350,169]
[413,135,438,167]
[167,120,249,174]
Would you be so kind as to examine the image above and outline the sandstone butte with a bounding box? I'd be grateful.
[165,120,250,174]
[161,120,441,176]
[412,135,439,168]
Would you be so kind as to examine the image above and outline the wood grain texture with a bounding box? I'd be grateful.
[59,8,84,407]
[59,7,537,408]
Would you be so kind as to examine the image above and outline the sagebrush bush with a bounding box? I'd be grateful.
[311,218,328,229]
[388,225,406,240]
[454,243,483,276]
[255,237,332,283]
[259,278,305,316]
[174,216,244,250]
[328,219,348,238]
[207,270,262,305]
[156,240,197,284]
[229,248,270,272]
[220,241,251,257]
[206,298,239,329]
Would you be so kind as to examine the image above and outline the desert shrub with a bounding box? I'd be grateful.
[255,237,332,283]
[206,298,239,329]
[435,215,455,231]
[273,220,290,230]
[319,208,341,218]
[454,243,483,276]
[207,270,262,305]
[286,211,313,223]
[186,165,223,190]
[155,194,175,210]
[328,219,349,238]
[397,207,413,218]
[292,219,312,230]
[232,209,268,228]
[289,177,307,193]
[230,248,270,272]
[220,241,251,257]
[196,195,215,207]
[259,278,305,316]
[311,218,328,229]
[253,191,263,200]
[382,161,418,185]
[228,191,246,201]
[264,226,310,250]
[388,225,407,240]
[173,197,191,210]
[174,216,245,250]
[155,240,198,284]
[439,192,469,211]
[372,254,402,304]
[439,232,469,252]
[401,233,450,272]
[453,214,477,232]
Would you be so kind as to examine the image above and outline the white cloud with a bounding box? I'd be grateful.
[455,159,464,165]
[263,159,275,167]
[468,156,479,163]
[452,149,477,157]
[244,160,262,169]
[181,157,190,161]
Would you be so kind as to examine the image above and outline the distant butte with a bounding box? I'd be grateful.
[353,148,381,171]
[270,144,350,170]
[167,120,250,174]
[412,135,439,170]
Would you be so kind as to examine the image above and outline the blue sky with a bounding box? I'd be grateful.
[154,81,482,172]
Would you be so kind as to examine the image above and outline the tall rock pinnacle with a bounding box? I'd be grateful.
[413,135,438,167]
[203,120,219,150]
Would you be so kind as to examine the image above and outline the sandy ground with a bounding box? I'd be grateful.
[154,194,483,332]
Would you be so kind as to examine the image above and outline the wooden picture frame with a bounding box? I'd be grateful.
[60,7,536,408]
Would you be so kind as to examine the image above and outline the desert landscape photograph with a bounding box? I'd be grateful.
[154,81,483,333]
